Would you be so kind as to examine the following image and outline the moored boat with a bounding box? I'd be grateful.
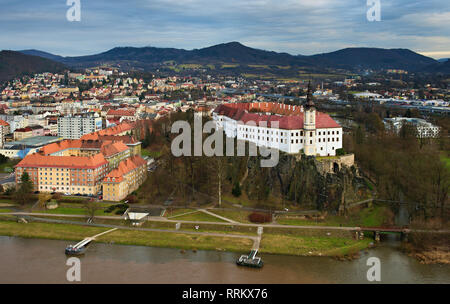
[236,249,263,268]
[65,244,87,256]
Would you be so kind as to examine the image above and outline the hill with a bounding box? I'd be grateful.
[0,50,66,83]
[16,42,441,75]
[310,47,436,71]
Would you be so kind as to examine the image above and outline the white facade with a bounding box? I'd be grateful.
[58,115,103,139]
[213,105,343,156]
[384,117,441,138]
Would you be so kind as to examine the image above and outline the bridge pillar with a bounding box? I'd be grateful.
[359,231,364,240]
[374,231,380,242]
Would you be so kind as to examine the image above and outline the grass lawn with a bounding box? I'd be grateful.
[32,206,105,216]
[0,209,12,213]
[141,149,162,158]
[172,211,227,223]
[277,206,393,228]
[260,234,372,256]
[165,208,197,218]
[0,159,19,173]
[276,218,327,226]
[209,209,253,223]
[0,221,109,241]
[31,215,258,236]
[95,229,252,253]
[0,221,253,253]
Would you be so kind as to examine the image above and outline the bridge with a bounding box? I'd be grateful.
[70,228,118,250]
[355,226,410,242]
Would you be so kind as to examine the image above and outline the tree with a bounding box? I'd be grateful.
[14,171,33,205]
[84,200,100,220]
[355,125,365,145]
[38,193,52,208]
[232,182,242,197]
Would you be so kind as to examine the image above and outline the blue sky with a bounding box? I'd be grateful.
[0,0,449,58]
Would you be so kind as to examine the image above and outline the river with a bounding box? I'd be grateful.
[0,235,448,284]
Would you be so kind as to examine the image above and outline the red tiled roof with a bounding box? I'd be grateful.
[103,155,146,183]
[100,141,129,157]
[16,153,108,169]
[106,109,136,117]
[215,103,340,130]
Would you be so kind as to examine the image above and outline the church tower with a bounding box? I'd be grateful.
[303,81,316,156]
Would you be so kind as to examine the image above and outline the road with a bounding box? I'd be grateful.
[0,173,15,185]
[4,212,449,234]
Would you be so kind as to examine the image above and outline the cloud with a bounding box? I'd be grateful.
[0,0,448,58]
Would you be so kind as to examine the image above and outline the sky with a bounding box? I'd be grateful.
[0,0,449,59]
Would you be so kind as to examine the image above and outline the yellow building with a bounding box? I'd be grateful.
[15,153,109,195]
[102,155,147,202]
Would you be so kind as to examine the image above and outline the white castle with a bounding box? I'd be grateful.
[213,85,343,156]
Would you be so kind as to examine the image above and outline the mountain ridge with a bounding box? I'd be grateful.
[7,42,448,75]
[0,50,66,83]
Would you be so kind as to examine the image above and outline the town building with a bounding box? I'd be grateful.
[14,122,146,199]
[102,155,147,202]
[15,153,109,195]
[0,120,10,148]
[383,117,441,138]
[213,86,343,156]
[57,114,103,139]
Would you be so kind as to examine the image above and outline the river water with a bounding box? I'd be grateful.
[0,235,448,284]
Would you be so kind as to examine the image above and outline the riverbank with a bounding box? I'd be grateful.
[0,220,371,257]
[402,243,450,265]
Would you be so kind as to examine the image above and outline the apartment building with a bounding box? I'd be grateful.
[102,155,147,202]
[57,114,103,139]
[15,121,145,199]
[15,153,109,195]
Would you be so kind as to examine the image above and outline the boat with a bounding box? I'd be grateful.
[65,244,87,255]
[236,249,263,268]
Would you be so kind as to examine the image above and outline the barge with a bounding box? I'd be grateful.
[236,249,263,268]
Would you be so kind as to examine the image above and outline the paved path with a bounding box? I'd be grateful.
[167,210,199,219]
[16,214,259,244]
[5,212,450,234]
[6,212,359,231]
[199,209,238,223]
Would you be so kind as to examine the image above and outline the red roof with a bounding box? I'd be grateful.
[215,103,340,130]
[107,109,136,117]
[16,153,108,169]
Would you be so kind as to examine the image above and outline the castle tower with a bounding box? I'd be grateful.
[303,82,316,156]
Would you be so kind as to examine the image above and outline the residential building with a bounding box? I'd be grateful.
[383,117,441,138]
[58,114,103,139]
[102,155,147,202]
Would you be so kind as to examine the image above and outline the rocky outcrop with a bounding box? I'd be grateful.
[242,152,369,212]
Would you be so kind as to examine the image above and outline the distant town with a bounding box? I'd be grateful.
[0,64,448,283]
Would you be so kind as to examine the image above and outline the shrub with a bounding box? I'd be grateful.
[336,148,346,156]
[248,212,272,223]
[125,195,137,204]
